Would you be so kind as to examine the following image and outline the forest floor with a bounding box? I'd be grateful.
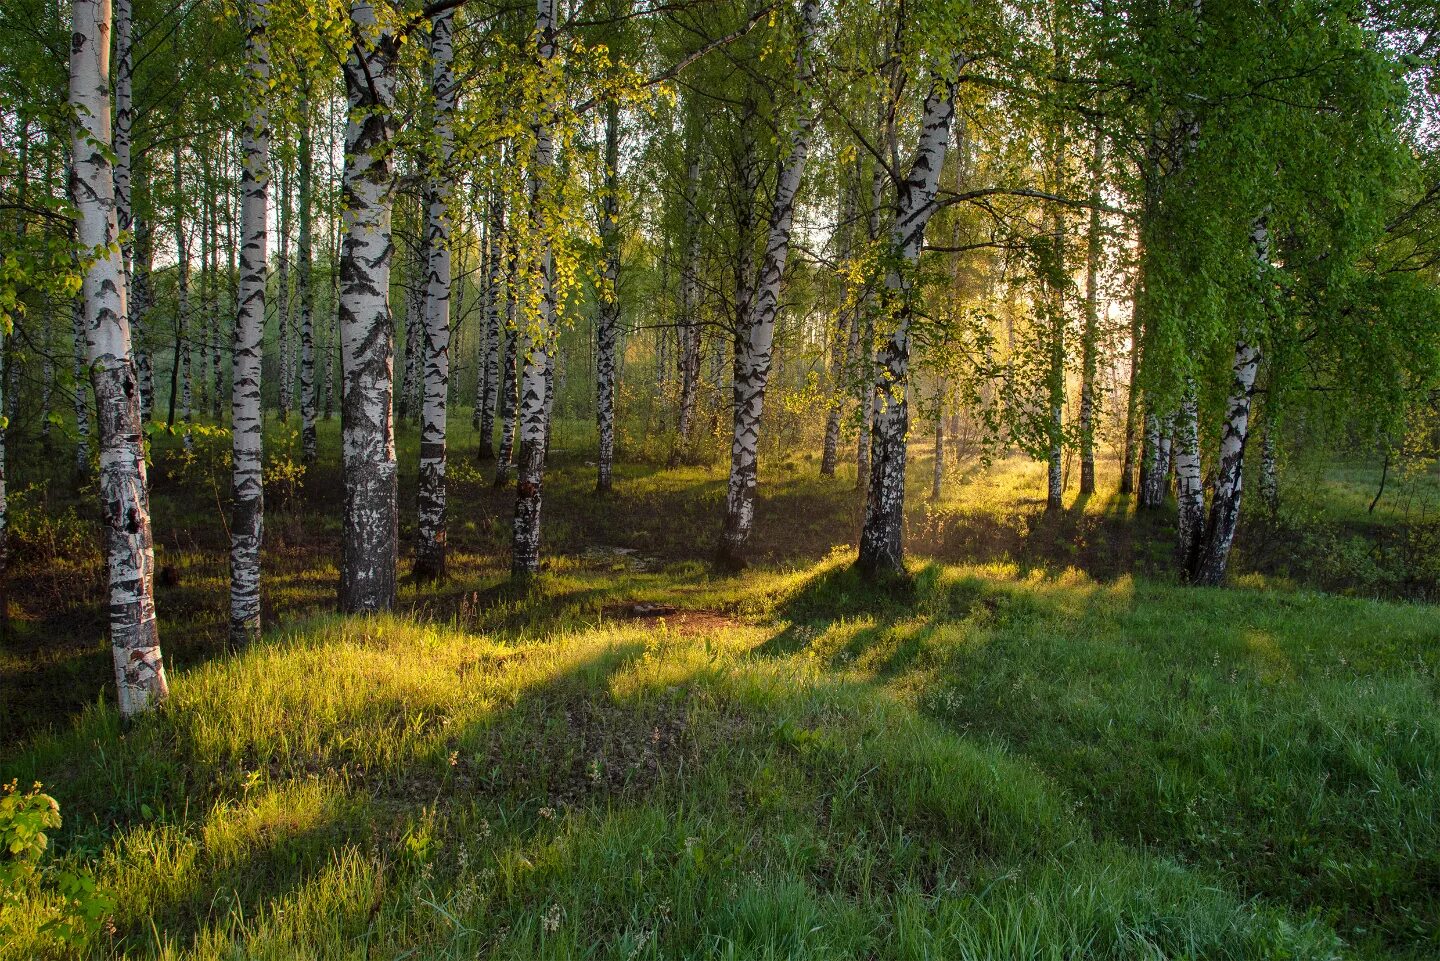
[2,415,1438,959]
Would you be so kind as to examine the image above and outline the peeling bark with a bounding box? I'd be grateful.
[70,0,167,715]
[1079,128,1103,496]
[511,0,560,579]
[857,54,966,578]
[478,188,503,458]
[338,0,400,612]
[596,101,621,492]
[230,0,270,649]
[718,0,820,569]
[415,8,455,581]
[299,98,318,464]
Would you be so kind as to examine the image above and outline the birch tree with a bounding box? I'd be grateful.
[230,0,270,650]
[69,0,167,715]
[717,0,821,569]
[857,52,966,578]
[415,6,456,581]
[299,96,318,464]
[339,0,399,611]
[595,98,621,493]
[511,0,560,580]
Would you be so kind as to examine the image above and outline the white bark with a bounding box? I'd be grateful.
[1079,128,1103,496]
[717,0,820,567]
[676,143,701,442]
[596,100,621,492]
[1191,217,1267,585]
[70,0,167,714]
[339,0,399,612]
[1175,380,1204,567]
[299,99,317,462]
[821,182,858,478]
[230,0,270,649]
[173,144,193,450]
[510,0,559,578]
[857,53,967,577]
[415,8,455,580]
[276,165,292,421]
[478,187,503,458]
[71,292,91,474]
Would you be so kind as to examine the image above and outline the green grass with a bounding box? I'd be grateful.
[3,414,1438,958]
[3,555,1437,958]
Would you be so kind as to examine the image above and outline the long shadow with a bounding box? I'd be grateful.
[17,637,656,957]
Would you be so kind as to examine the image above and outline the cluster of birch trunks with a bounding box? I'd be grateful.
[43,0,1353,718]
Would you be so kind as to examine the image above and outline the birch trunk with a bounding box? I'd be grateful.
[1079,129,1103,496]
[717,0,820,568]
[71,292,91,474]
[1259,424,1277,511]
[676,144,701,442]
[1119,266,1143,495]
[173,145,193,450]
[133,211,154,421]
[1189,218,1267,585]
[595,101,621,492]
[821,182,857,478]
[209,178,223,421]
[70,0,167,714]
[931,385,945,499]
[114,0,139,414]
[1139,410,1162,508]
[511,0,559,579]
[198,187,211,416]
[478,189,503,458]
[1175,380,1204,567]
[338,0,399,612]
[856,162,884,494]
[857,54,965,578]
[298,98,317,464]
[229,0,270,649]
[495,310,518,482]
[278,166,292,421]
[414,7,455,581]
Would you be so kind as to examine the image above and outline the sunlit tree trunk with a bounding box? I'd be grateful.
[1079,129,1103,496]
[71,0,167,715]
[821,182,857,478]
[209,173,224,422]
[931,383,945,499]
[718,0,820,568]
[478,188,503,458]
[277,163,291,421]
[1119,264,1143,496]
[172,143,194,450]
[596,100,621,492]
[857,55,966,578]
[299,96,318,464]
[338,0,399,612]
[230,0,270,649]
[415,7,455,581]
[676,139,701,443]
[511,0,559,579]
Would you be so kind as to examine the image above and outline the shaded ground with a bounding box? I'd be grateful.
[2,414,1433,740]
